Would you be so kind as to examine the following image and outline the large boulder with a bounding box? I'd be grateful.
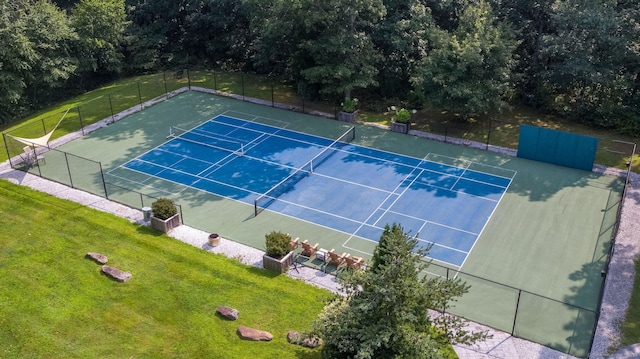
[86,252,108,264]
[101,265,132,282]
[237,326,273,341]
[216,306,239,321]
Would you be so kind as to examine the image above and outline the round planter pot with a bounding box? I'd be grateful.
[208,233,221,247]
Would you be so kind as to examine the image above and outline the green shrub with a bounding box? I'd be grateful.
[390,106,413,124]
[151,198,178,220]
[265,231,292,259]
[342,97,359,113]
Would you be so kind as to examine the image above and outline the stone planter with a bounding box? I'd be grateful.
[338,111,358,122]
[150,213,181,233]
[262,251,294,274]
[391,121,410,134]
[208,233,221,247]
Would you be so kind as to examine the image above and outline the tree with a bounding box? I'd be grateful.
[539,0,632,129]
[294,0,386,100]
[123,0,188,69]
[493,0,555,107]
[22,0,77,104]
[181,0,252,68]
[372,0,433,99]
[412,1,518,119]
[314,224,488,359]
[245,0,305,76]
[71,0,127,77]
[0,1,33,121]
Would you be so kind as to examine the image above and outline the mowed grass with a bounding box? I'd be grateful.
[621,258,640,348]
[0,179,330,359]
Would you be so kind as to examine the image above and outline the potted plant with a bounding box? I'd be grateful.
[390,106,415,134]
[262,231,295,273]
[150,198,181,233]
[338,97,359,122]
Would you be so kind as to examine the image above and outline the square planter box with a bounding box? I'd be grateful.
[263,251,295,274]
[391,122,410,134]
[150,213,181,233]
[338,111,358,122]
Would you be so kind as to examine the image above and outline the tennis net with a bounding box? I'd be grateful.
[168,126,245,155]
[254,126,355,216]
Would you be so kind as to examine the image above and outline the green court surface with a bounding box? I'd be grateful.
[19,91,623,357]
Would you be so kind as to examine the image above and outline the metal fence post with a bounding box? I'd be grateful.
[99,162,108,199]
[163,71,168,99]
[137,83,143,110]
[241,73,245,101]
[187,68,191,89]
[213,70,217,91]
[3,133,14,168]
[511,289,522,335]
[271,81,275,107]
[77,106,85,136]
[108,94,115,124]
[486,118,492,150]
[64,152,74,188]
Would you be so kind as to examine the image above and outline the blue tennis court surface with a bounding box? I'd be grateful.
[115,114,515,267]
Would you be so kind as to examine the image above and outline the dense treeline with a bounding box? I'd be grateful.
[2,0,639,135]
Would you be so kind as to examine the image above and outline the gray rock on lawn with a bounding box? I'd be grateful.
[216,306,239,320]
[86,252,108,264]
[237,326,273,341]
[101,265,132,282]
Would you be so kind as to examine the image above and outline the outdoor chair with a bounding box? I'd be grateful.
[326,249,347,272]
[290,237,300,251]
[344,255,365,271]
[300,240,319,258]
[22,146,45,166]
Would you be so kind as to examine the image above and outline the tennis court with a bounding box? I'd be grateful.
[110,114,514,267]
[39,90,623,357]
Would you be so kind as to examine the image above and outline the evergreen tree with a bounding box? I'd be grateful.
[314,223,488,359]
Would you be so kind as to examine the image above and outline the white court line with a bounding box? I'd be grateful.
[120,157,264,197]
[384,208,479,236]
[220,110,291,128]
[449,161,473,190]
[343,157,429,252]
[456,170,517,274]
[105,167,185,196]
[424,152,517,180]
[211,113,339,150]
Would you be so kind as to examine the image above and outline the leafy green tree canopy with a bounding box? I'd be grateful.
[413,0,518,119]
[71,0,127,75]
[295,0,386,100]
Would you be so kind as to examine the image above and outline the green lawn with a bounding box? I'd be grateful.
[0,179,331,359]
[621,258,640,348]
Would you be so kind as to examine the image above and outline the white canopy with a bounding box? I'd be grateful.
[7,108,70,148]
